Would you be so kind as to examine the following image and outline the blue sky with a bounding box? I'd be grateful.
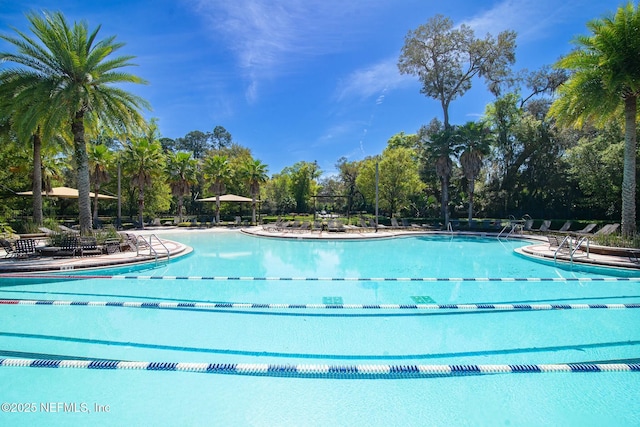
[0,0,625,177]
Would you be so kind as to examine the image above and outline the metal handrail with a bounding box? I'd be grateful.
[553,235,573,263]
[132,234,170,264]
[147,234,170,263]
[553,235,590,264]
[572,235,590,259]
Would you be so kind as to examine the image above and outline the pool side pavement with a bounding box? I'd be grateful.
[0,235,191,274]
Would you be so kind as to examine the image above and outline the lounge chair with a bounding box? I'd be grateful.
[594,223,620,236]
[327,219,345,232]
[522,219,534,232]
[0,238,16,258]
[103,238,122,254]
[262,218,283,232]
[532,220,551,232]
[555,221,572,233]
[121,233,149,252]
[573,223,597,235]
[15,239,39,258]
[293,221,311,232]
[57,235,81,257]
[359,218,378,230]
[79,236,102,256]
[548,235,570,253]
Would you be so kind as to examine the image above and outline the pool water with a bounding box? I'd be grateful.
[1,230,639,426]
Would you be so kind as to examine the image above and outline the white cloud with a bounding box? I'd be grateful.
[190,0,387,102]
[460,0,575,42]
[335,59,414,102]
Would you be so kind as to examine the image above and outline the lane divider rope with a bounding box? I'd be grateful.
[1,274,640,282]
[1,358,639,378]
[1,299,640,311]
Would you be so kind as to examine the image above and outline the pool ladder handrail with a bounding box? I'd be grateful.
[497,216,524,239]
[133,234,170,264]
[553,235,590,264]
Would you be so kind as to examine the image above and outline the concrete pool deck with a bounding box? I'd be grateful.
[0,226,638,274]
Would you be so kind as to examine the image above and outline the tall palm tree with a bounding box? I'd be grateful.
[166,152,198,223]
[549,2,640,237]
[458,121,492,224]
[87,143,114,226]
[202,155,231,224]
[422,126,459,226]
[0,71,64,226]
[122,123,165,228]
[241,159,268,224]
[0,11,149,234]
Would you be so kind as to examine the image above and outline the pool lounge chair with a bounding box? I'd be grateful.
[572,223,597,235]
[554,221,572,233]
[531,220,551,232]
[0,238,16,258]
[594,223,620,236]
[327,219,346,232]
[15,239,39,258]
[57,235,81,257]
[79,236,103,256]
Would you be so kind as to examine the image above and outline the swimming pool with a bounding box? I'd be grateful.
[1,230,639,426]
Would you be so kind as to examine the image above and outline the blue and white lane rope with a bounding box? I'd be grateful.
[1,358,639,378]
[2,274,640,282]
[2,299,640,311]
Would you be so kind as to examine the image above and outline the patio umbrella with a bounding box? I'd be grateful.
[196,194,254,203]
[16,186,117,200]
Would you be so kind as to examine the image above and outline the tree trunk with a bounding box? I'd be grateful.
[215,195,220,224]
[467,179,475,224]
[72,112,93,235]
[251,194,257,224]
[137,187,145,229]
[32,133,43,226]
[441,177,449,226]
[92,185,100,224]
[621,95,637,237]
[178,194,184,223]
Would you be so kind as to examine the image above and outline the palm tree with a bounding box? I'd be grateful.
[166,152,198,223]
[241,159,269,224]
[549,2,640,237]
[0,71,65,226]
[458,121,492,224]
[421,126,459,226]
[87,143,114,226]
[0,11,149,234]
[202,155,231,224]
[122,123,165,228]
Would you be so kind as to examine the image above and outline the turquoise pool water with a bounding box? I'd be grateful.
[1,230,639,426]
